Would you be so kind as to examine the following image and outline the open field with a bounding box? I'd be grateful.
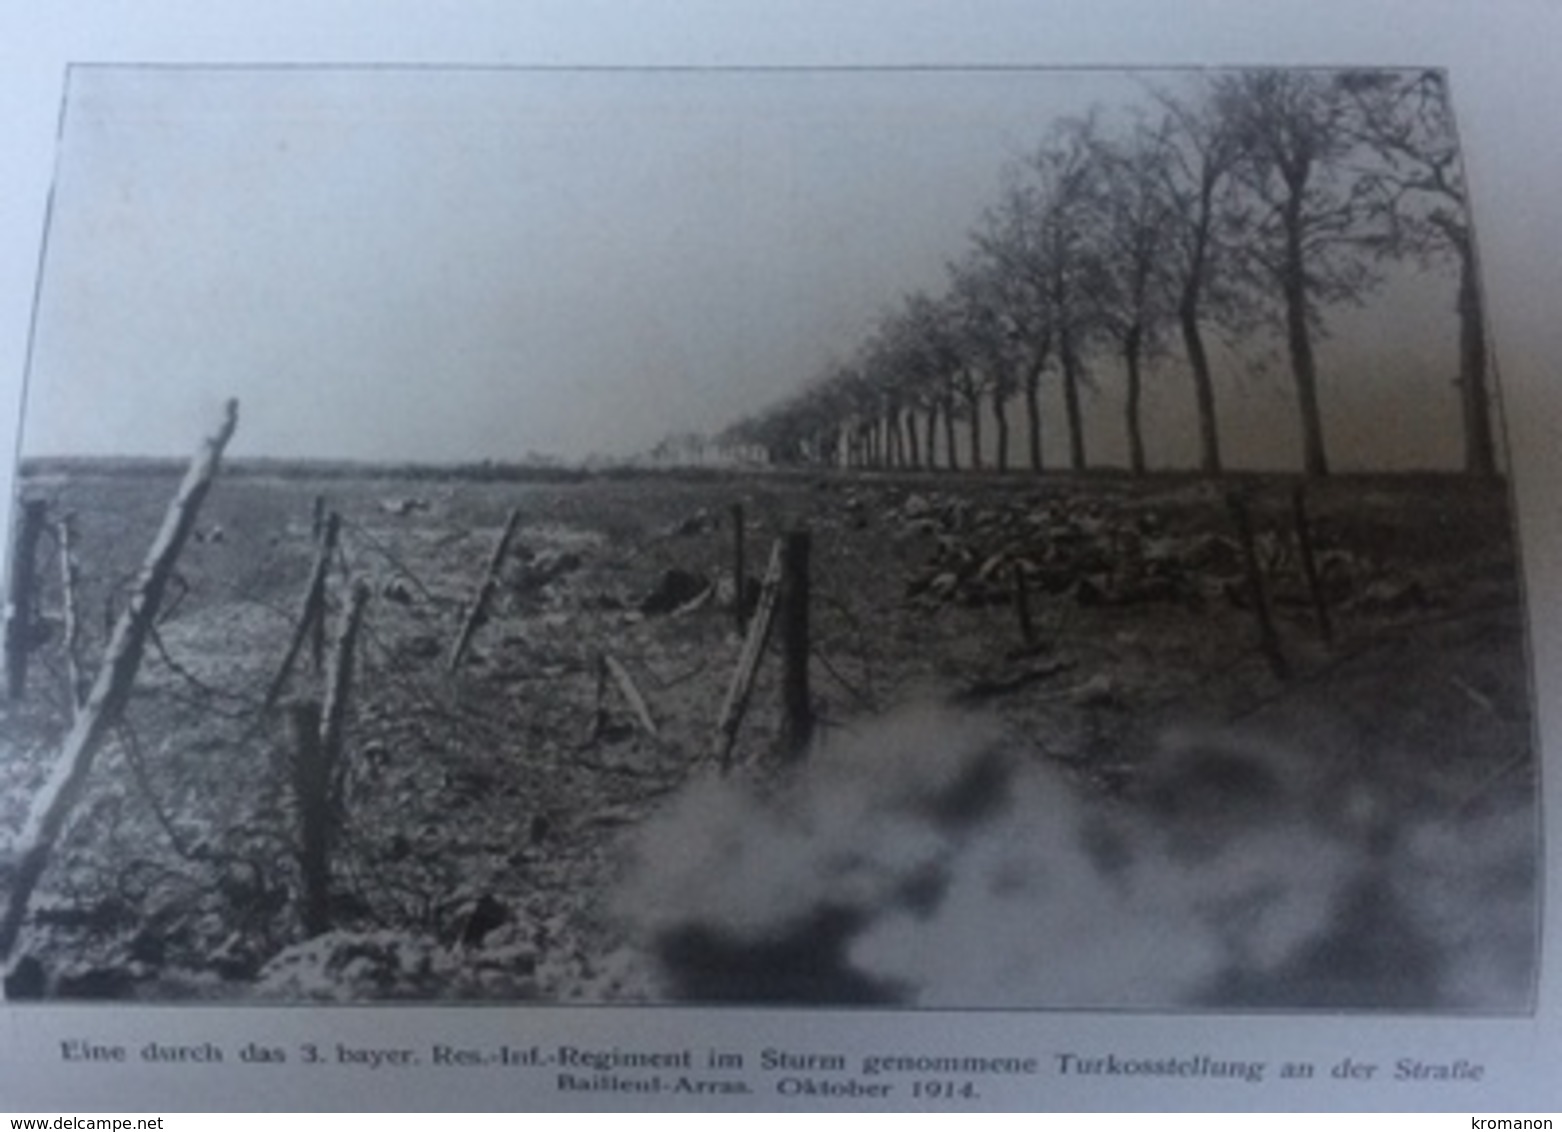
[0,465,1539,1010]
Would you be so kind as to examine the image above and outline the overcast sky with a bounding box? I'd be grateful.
[20,64,1466,469]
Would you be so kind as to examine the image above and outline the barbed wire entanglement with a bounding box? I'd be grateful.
[0,455,1537,1009]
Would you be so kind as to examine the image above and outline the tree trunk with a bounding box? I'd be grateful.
[924,405,939,471]
[1124,327,1146,475]
[1024,369,1044,474]
[1282,216,1329,477]
[1179,293,1222,474]
[993,386,1010,473]
[905,408,921,469]
[965,392,983,471]
[941,394,960,472]
[1060,332,1087,472]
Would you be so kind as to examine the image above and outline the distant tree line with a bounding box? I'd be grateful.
[713,70,1494,479]
[19,455,593,485]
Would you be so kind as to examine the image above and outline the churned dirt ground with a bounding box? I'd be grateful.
[0,466,1538,1009]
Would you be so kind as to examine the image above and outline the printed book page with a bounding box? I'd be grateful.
[0,1,1559,1113]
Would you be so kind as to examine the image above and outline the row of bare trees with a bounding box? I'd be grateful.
[717,69,1493,478]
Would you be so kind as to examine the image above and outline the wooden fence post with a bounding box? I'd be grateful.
[5,499,48,702]
[0,400,239,972]
[289,577,370,938]
[288,699,331,936]
[55,514,87,715]
[712,539,784,770]
[1291,484,1333,646]
[263,511,341,712]
[731,502,747,634]
[1227,491,1289,680]
[779,529,813,760]
[1012,560,1037,650]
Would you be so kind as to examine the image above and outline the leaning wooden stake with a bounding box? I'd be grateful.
[5,499,48,702]
[778,529,814,760]
[1227,491,1290,680]
[1291,484,1333,646]
[0,399,239,971]
[447,508,521,672]
[320,580,371,777]
[309,498,331,671]
[712,539,784,770]
[604,653,659,738]
[55,513,88,715]
[263,511,341,712]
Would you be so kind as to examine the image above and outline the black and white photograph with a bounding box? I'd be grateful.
[0,62,1541,1022]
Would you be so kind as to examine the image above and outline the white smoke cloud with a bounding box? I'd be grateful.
[614,706,1535,1011]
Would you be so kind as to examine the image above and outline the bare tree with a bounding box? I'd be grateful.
[1216,70,1385,477]
[726,69,1452,483]
[974,122,1099,471]
[1341,69,1496,475]
[1004,120,1105,473]
[967,193,1056,473]
[858,330,918,471]
[789,371,852,468]
[864,306,947,471]
[896,289,970,473]
[1150,82,1251,474]
[937,271,1011,472]
[1083,119,1180,474]
[833,363,883,469]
